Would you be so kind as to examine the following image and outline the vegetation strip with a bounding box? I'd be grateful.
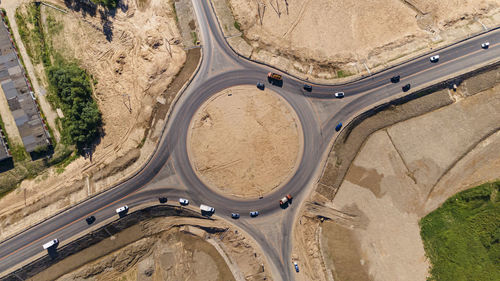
[420,180,500,281]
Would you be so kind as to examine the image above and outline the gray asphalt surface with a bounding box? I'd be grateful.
[0,0,499,280]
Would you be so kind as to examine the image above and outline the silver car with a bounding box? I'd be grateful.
[430,55,440,62]
[334,92,344,98]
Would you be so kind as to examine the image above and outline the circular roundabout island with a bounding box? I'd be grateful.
[187,85,303,198]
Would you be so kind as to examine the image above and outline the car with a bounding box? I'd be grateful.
[481,42,490,49]
[231,213,240,219]
[42,239,59,250]
[335,122,342,132]
[429,55,440,63]
[257,82,265,90]
[402,83,411,92]
[85,216,96,225]
[115,205,129,214]
[334,92,344,98]
[390,75,400,83]
[158,197,168,203]
[179,198,189,206]
[250,211,259,217]
[303,84,312,91]
[293,261,300,272]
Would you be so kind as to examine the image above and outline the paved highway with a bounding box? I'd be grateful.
[0,0,499,280]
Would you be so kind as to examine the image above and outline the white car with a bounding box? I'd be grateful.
[179,198,189,206]
[481,42,490,49]
[334,92,344,98]
[42,239,59,250]
[429,55,440,62]
[115,205,129,214]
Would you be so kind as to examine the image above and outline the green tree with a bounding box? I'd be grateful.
[47,64,102,152]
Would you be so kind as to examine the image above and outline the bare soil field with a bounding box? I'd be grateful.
[223,0,500,81]
[298,67,500,281]
[0,0,194,241]
[31,217,270,281]
[188,85,302,198]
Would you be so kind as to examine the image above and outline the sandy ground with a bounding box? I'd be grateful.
[0,0,190,241]
[308,69,500,281]
[188,85,302,198]
[222,0,500,81]
[31,217,270,281]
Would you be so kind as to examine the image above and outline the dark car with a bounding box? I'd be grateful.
[85,216,96,225]
[250,211,259,217]
[257,82,265,90]
[231,213,240,219]
[303,84,312,91]
[402,83,411,92]
[158,197,168,203]
[335,122,342,132]
[293,262,300,272]
[390,75,400,83]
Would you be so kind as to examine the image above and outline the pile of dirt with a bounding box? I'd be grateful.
[188,85,303,198]
[225,0,500,80]
[301,67,500,281]
[0,0,190,240]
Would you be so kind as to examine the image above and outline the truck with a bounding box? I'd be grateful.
[200,204,215,213]
[279,194,293,205]
[267,72,282,81]
[115,205,129,215]
[42,239,58,250]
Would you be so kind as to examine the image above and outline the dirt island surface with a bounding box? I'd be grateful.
[188,85,303,198]
[221,0,500,81]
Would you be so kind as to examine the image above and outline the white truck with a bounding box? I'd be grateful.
[42,239,58,250]
[115,205,129,214]
[200,204,215,213]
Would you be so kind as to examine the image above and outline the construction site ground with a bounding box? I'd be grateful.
[188,85,302,198]
[32,216,270,281]
[216,0,500,82]
[295,67,500,281]
[0,0,199,241]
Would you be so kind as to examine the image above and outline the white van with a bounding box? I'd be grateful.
[115,205,129,214]
[42,239,58,250]
[200,204,215,213]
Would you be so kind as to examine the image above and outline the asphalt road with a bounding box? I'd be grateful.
[0,0,499,280]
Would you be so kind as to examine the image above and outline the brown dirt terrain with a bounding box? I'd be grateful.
[0,0,195,241]
[188,85,302,198]
[30,217,270,281]
[223,0,500,81]
[296,67,500,281]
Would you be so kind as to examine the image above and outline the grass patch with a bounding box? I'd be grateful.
[15,3,51,67]
[10,144,27,162]
[420,181,500,281]
[191,31,198,45]
[91,0,119,9]
[336,70,353,78]
[233,20,241,31]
